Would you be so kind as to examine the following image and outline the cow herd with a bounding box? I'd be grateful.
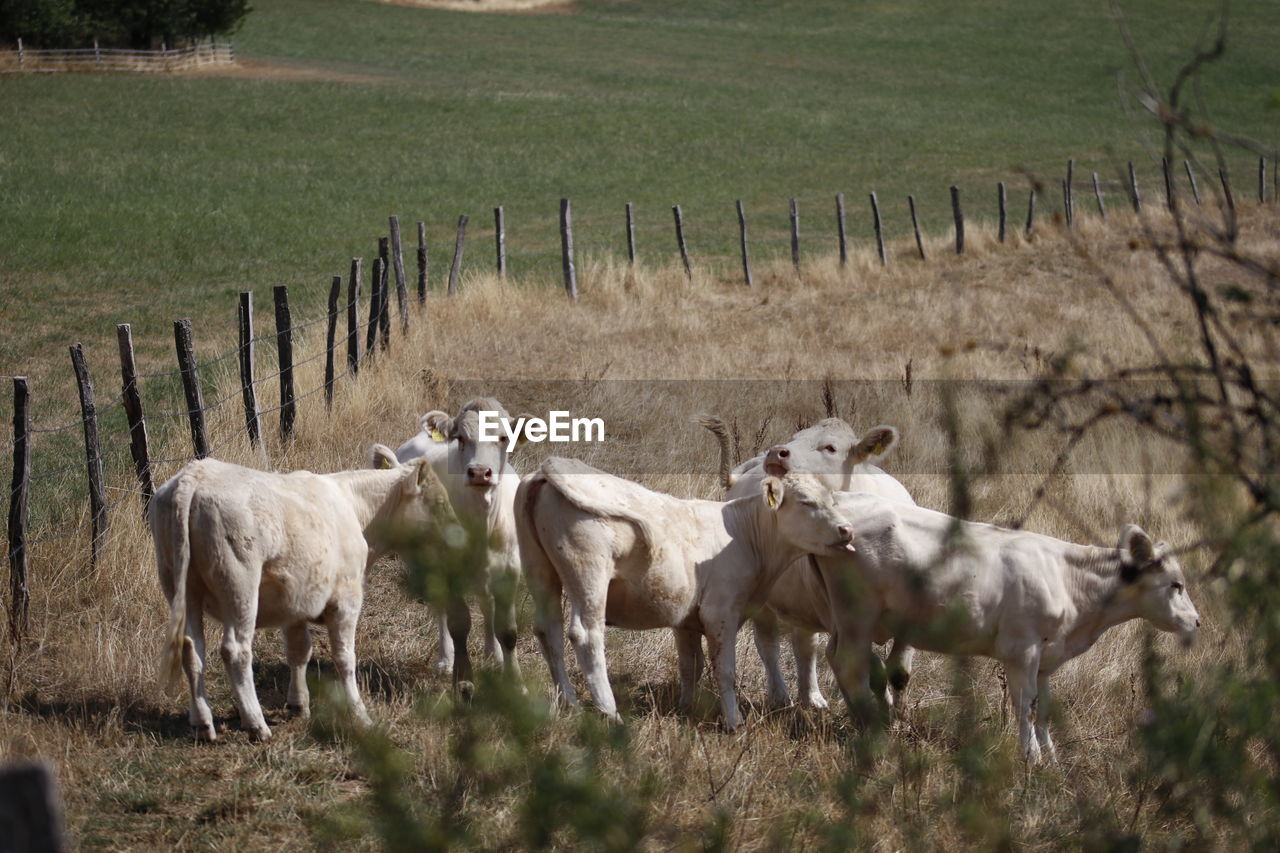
[149,397,1201,764]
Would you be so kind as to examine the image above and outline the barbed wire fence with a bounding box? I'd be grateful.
[4,153,1277,642]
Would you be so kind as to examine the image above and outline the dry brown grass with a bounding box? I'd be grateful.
[2,205,1276,849]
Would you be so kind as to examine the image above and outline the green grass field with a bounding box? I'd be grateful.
[2,0,1276,395]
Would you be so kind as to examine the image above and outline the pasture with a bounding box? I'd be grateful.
[2,0,1279,849]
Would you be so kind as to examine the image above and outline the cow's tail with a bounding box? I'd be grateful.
[157,468,199,696]
[538,460,663,566]
[696,414,735,492]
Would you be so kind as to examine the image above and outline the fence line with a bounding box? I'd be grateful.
[0,40,234,74]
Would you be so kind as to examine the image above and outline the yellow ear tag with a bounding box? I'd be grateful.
[871,440,885,456]
[430,428,446,443]
[767,491,778,509]
[379,456,394,469]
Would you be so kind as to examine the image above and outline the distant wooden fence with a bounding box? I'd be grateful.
[0,39,234,74]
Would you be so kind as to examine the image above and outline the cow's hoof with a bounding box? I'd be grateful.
[285,703,310,719]
[249,726,273,742]
[192,724,217,743]
[803,694,829,711]
[434,658,454,676]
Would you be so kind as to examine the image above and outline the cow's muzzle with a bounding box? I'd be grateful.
[763,445,791,477]
[832,523,856,554]
[466,466,495,487]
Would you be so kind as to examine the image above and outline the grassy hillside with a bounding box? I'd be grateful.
[2,0,1275,391]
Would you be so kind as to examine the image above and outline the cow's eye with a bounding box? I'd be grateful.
[799,500,818,508]
[822,445,837,453]
[1171,581,1184,592]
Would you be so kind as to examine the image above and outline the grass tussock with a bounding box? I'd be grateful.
[2,205,1278,849]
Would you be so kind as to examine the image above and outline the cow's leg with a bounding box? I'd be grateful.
[325,600,373,727]
[826,617,879,726]
[885,639,916,711]
[481,589,503,666]
[1035,672,1058,764]
[182,601,216,741]
[674,628,704,712]
[220,616,270,741]
[791,628,828,710]
[283,623,313,718]
[705,622,743,731]
[491,572,522,683]
[1003,646,1043,764]
[567,599,618,721]
[752,610,791,709]
[433,606,455,675]
[446,595,474,692]
[530,575,577,708]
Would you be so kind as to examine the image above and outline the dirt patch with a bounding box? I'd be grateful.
[373,0,574,13]
[181,56,391,85]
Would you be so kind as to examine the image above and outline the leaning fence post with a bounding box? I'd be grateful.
[1163,157,1175,209]
[174,319,208,459]
[324,275,340,411]
[1259,156,1267,203]
[389,216,408,332]
[274,286,296,441]
[69,344,108,570]
[1093,172,1107,218]
[870,191,887,266]
[1065,159,1075,227]
[950,185,964,254]
[346,259,362,375]
[1025,188,1037,235]
[673,205,692,280]
[1184,160,1201,205]
[625,202,637,267]
[494,206,507,280]
[416,223,428,301]
[366,257,383,354]
[559,199,577,300]
[238,293,262,448]
[378,238,391,347]
[448,215,468,296]
[1219,167,1235,212]
[835,193,848,267]
[789,197,801,275]
[8,377,30,642]
[909,195,926,260]
[736,200,754,287]
[997,182,1007,243]
[1128,162,1141,212]
[116,324,154,515]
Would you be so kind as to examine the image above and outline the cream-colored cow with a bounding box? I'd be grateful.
[152,446,451,741]
[815,493,1201,763]
[517,457,856,730]
[701,416,916,710]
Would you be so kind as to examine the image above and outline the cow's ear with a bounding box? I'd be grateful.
[369,444,399,471]
[422,410,452,443]
[1120,525,1156,581]
[850,425,900,463]
[762,476,785,510]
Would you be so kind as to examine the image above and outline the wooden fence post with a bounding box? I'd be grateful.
[1065,159,1075,227]
[1093,172,1107,218]
[274,285,296,441]
[494,206,507,280]
[69,344,107,570]
[1026,188,1037,235]
[997,182,1007,243]
[1184,160,1201,204]
[1219,167,1235,212]
[625,202,637,266]
[389,216,408,332]
[909,195,926,260]
[94,38,101,70]
[238,293,262,448]
[789,197,801,274]
[366,257,383,354]
[870,191,887,266]
[1128,162,1141,212]
[324,275,340,411]
[1259,156,1267,203]
[1163,157,1175,209]
[116,324,154,515]
[448,215,468,296]
[560,199,578,300]
[174,319,208,459]
[8,377,30,642]
[835,193,848,267]
[416,223,428,301]
[346,259,362,375]
[673,205,692,280]
[736,200,754,287]
[950,185,964,254]
[378,238,391,348]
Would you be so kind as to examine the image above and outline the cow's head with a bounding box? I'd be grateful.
[369,443,454,530]
[761,471,856,556]
[419,397,517,485]
[1119,525,1200,644]
[762,419,900,491]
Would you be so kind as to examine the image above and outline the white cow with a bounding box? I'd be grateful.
[152,446,452,741]
[814,493,1201,763]
[701,415,917,710]
[517,457,856,730]
[394,397,523,686]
